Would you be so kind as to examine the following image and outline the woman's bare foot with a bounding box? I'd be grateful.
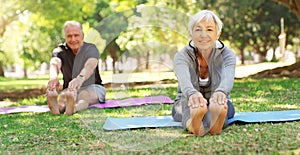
[209,102,227,134]
[46,90,60,114]
[186,105,208,136]
[64,91,76,115]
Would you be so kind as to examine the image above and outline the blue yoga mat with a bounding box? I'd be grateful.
[103,110,300,131]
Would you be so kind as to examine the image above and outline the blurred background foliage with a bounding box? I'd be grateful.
[0,0,299,76]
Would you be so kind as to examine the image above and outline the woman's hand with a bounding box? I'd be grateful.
[188,92,208,108]
[210,91,227,105]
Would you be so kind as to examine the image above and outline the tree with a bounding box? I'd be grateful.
[0,0,100,77]
[103,5,191,72]
[1,0,299,77]
[219,0,300,64]
[275,0,300,20]
[0,0,28,76]
[94,0,219,73]
[93,0,146,73]
[20,25,51,77]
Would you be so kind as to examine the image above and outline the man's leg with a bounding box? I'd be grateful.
[74,89,99,113]
[74,85,106,113]
[63,85,106,114]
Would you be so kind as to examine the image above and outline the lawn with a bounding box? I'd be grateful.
[0,77,299,154]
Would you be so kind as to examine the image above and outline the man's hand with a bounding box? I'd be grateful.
[68,76,84,91]
[188,92,208,108]
[210,91,227,105]
[47,78,61,91]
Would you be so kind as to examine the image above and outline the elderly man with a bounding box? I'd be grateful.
[46,21,106,114]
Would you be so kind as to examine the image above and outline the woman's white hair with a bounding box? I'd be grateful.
[63,21,83,36]
[188,10,223,36]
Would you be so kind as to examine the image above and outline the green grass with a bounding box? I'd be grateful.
[0,77,300,154]
[232,78,300,112]
[0,76,48,92]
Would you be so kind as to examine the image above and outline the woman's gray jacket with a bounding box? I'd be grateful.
[174,40,236,101]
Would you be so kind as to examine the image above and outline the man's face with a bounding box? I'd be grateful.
[65,25,84,52]
[191,19,221,51]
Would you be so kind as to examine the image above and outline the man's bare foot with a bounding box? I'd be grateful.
[64,91,76,115]
[186,105,208,136]
[46,90,60,114]
[58,93,68,113]
[58,101,66,114]
[209,102,227,134]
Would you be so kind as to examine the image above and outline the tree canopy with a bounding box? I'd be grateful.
[0,0,299,77]
[275,0,300,20]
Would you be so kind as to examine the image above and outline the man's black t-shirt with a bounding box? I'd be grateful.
[52,42,103,89]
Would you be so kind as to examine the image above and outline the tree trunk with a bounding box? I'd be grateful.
[104,60,108,71]
[108,48,117,73]
[105,39,120,74]
[112,58,117,74]
[136,57,141,72]
[24,68,28,78]
[239,47,245,65]
[0,63,4,77]
[145,51,150,70]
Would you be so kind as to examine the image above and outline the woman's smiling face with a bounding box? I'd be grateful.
[191,19,221,51]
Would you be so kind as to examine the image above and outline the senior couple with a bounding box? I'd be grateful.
[46,10,235,136]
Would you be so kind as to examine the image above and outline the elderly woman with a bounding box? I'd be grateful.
[172,10,236,136]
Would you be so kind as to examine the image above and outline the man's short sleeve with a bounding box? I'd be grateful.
[85,44,99,59]
[52,46,63,58]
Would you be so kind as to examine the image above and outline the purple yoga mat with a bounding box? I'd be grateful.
[0,105,50,114]
[0,96,174,114]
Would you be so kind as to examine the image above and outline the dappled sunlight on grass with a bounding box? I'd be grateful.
[234,62,294,78]
[77,108,184,152]
[232,78,300,112]
[0,77,48,92]
[0,112,92,153]
[15,117,36,127]
[16,96,47,106]
[271,104,300,110]
[233,97,272,112]
[105,85,173,100]
[1,77,300,154]
[96,104,173,118]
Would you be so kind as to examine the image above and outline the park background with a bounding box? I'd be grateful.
[0,0,299,78]
[0,0,300,154]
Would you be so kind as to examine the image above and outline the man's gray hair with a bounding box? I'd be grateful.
[63,21,83,36]
[188,10,223,36]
